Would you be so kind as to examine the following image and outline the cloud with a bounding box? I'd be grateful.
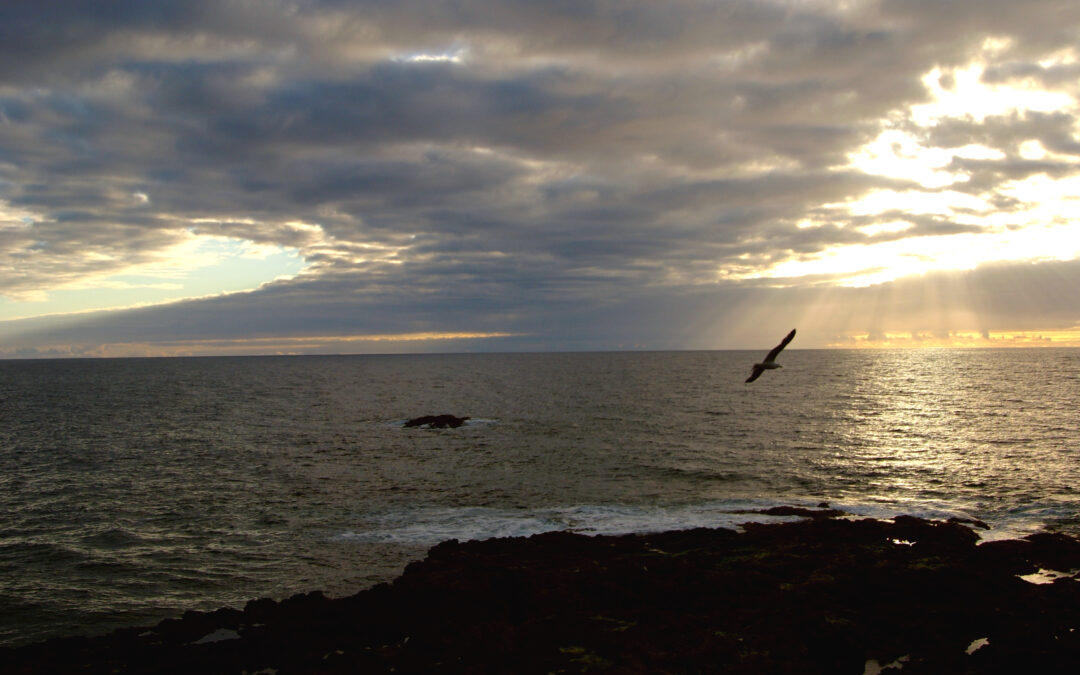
[2,1,1080,354]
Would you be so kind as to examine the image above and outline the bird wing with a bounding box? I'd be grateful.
[762,328,796,363]
[745,365,765,383]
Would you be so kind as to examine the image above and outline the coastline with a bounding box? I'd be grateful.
[4,512,1080,673]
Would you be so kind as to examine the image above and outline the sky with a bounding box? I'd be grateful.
[3,0,1080,357]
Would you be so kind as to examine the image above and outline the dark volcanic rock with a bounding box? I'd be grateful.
[403,414,470,428]
[5,517,1080,673]
[739,505,846,519]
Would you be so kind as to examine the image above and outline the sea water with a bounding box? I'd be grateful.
[2,349,1079,646]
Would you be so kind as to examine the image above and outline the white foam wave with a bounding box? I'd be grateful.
[331,497,1070,546]
[333,499,821,546]
[833,498,1074,542]
[335,506,564,544]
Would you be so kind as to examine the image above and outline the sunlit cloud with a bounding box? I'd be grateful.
[999,173,1080,213]
[847,129,1004,188]
[756,218,1080,288]
[762,43,1080,290]
[833,188,992,217]
[393,44,469,64]
[911,62,1074,126]
[855,220,914,237]
[0,200,38,228]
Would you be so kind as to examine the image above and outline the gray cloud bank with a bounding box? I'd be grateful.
[2,0,1080,355]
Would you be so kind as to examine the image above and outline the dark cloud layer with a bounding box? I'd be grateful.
[2,1,1080,355]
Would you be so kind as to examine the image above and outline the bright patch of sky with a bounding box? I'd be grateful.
[911,62,1074,126]
[834,188,992,217]
[848,130,1004,188]
[765,220,1080,287]
[0,236,306,321]
[763,49,1080,287]
[393,47,467,63]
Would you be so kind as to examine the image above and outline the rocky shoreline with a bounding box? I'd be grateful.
[4,512,1080,673]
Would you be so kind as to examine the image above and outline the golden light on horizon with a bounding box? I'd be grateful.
[6,332,520,359]
[829,329,1080,349]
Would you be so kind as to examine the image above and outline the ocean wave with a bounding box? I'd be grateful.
[332,500,835,545]
[329,497,1080,547]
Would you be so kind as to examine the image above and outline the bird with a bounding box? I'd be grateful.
[745,328,796,383]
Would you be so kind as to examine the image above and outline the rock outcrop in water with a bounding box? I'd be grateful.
[4,515,1080,673]
[403,414,470,428]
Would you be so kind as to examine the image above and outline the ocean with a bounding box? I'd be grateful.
[2,349,1079,647]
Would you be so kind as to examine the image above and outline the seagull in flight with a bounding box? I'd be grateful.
[745,329,796,383]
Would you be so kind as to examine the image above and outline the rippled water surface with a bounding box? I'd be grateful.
[2,349,1079,646]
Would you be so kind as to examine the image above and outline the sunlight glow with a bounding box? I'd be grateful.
[1,232,306,321]
[766,48,1080,292]
[833,188,991,216]
[760,218,1080,287]
[855,220,913,236]
[61,233,293,284]
[1018,140,1047,160]
[847,129,1005,188]
[911,63,1074,125]
[1038,46,1079,68]
[763,235,978,286]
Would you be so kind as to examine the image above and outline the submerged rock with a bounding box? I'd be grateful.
[4,516,1080,673]
[738,505,846,519]
[403,414,470,428]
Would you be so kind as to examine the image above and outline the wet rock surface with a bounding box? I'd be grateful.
[5,516,1080,673]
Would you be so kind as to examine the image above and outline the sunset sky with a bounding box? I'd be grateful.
[3,0,1080,357]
